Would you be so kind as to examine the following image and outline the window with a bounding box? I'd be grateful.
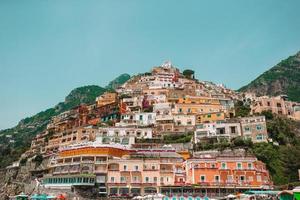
[221,162,227,169]
[179,108,182,113]
[110,177,115,183]
[248,163,253,169]
[151,165,156,170]
[200,175,206,182]
[227,175,233,183]
[83,177,89,183]
[257,175,262,182]
[134,165,139,171]
[256,134,263,140]
[215,175,220,182]
[237,163,242,169]
[248,176,253,182]
[256,125,263,130]
[277,103,282,108]
[240,176,245,182]
[153,177,157,182]
[217,113,221,117]
[123,165,127,171]
[160,177,164,182]
[244,127,250,132]
[133,176,138,182]
[211,163,216,168]
[230,126,236,134]
[120,176,126,183]
[78,177,82,183]
[145,177,150,183]
[207,114,211,118]
[139,115,143,120]
[187,108,191,113]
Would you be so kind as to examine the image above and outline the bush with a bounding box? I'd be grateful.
[33,154,43,164]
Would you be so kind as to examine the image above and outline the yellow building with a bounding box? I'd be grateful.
[96,92,118,107]
[196,112,225,123]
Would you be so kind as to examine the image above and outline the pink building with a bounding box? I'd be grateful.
[251,95,300,120]
[106,147,184,196]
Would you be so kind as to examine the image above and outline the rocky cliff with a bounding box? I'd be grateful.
[239,51,300,102]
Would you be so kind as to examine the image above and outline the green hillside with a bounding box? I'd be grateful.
[239,51,300,102]
[0,85,106,168]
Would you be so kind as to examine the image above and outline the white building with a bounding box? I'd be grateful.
[96,127,153,147]
[194,122,241,143]
[173,114,196,126]
[117,112,156,127]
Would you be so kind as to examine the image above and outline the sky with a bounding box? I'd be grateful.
[0,0,300,130]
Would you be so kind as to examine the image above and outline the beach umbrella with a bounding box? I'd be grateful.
[56,194,66,200]
[46,195,57,199]
[227,194,236,199]
[155,193,165,198]
[133,196,144,200]
[16,193,29,200]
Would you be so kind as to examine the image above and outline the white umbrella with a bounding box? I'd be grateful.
[155,193,165,197]
[144,194,154,199]
[133,196,144,200]
[227,194,236,198]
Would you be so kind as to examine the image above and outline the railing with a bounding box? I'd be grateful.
[160,169,173,173]
[107,182,127,186]
[143,182,157,186]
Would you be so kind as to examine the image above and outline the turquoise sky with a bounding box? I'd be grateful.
[1,0,300,129]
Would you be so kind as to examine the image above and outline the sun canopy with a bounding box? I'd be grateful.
[245,191,280,195]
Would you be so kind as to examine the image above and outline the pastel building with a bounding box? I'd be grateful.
[185,149,272,195]
[45,126,97,153]
[117,112,156,127]
[173,96,235,118]
[251,95,300,120]
[95,127,153,147]
[196,112,225,124]
[239,116,268,143]
[194,122,241,143]
[106,147,184,196]
[42,142,131,193]
[96,92,118,107]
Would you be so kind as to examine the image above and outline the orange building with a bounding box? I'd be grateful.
[185,149,272,195]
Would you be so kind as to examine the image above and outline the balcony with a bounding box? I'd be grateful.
[131,182,143,186]
[174,181,185,186]
[107,182,127,186]
[108,168,119,171]
[160,169,173,173]
[143,182,157,186]
[120,170,131,174]
[81,160,94,164]
[197,182,210,186]
[95,160,107,164]
[143,168,158,171]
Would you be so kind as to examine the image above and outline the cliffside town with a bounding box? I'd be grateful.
[1,61,300,199]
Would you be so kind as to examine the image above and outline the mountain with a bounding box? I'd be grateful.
[239,51,300,102]
[105,73,131,90]
[0,84,108,168]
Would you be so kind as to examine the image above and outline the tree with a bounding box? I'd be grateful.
[234,100,251,117]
